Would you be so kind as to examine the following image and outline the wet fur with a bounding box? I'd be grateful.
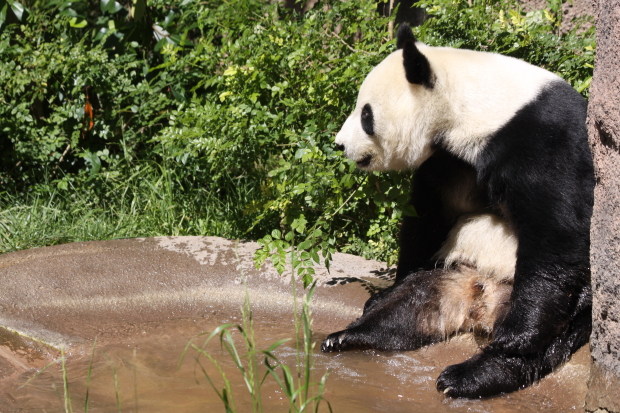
[324,24,594,399]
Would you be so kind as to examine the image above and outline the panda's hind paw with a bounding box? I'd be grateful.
[321,330,353,353]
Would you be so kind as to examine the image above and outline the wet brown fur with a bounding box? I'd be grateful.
[418,264,512,340]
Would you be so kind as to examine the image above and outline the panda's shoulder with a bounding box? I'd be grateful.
[422,45,558,83]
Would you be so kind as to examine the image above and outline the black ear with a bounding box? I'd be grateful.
[396,23,416,50]
[396,24,433,88]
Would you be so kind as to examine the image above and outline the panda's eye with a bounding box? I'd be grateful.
[361,103,374,136]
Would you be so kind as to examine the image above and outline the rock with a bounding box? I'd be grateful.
[586,0,620,411]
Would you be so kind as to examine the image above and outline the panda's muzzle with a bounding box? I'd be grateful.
[356,154,373,168]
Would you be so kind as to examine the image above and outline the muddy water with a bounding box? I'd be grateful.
[6,316,589,413]
[0,238,590,412]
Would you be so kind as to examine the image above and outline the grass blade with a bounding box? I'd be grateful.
[61,348,73,413]
[84,336,98,413]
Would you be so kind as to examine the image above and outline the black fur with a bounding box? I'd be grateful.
[475,81,593,357]
[398,24,433,88]
[395,150,490,281]
[322,80,594,398]
[361,103,374,136]
[322,269,444,353]
[396,23,417,50]
[437,285,592,397]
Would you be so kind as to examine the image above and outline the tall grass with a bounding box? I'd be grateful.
[61,349,74,413]
[0,162,262,254]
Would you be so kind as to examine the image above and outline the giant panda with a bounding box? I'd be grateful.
[321,24,594,399]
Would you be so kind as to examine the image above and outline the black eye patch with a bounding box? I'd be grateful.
[361,103,374,136]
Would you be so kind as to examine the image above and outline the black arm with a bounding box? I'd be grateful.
[397,150,488,282]
[476,82,594,354]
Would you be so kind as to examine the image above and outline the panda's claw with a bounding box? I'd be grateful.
[321,330,349,353]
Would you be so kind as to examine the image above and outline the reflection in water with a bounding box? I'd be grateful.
[6,317,589,413]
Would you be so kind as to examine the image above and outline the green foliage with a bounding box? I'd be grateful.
[415,0,595,95]
[156,0,409,275]
[0,0,595,284]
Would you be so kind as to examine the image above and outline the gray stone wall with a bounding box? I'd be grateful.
[585,0,620,411]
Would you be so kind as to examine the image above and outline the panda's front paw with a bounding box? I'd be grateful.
[436,350,525,398]
[436,357,486,398]
[321,330,351,353]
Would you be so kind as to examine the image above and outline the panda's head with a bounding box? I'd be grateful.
[335,24,443,171]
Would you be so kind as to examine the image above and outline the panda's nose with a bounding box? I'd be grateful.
[335,143,345,152]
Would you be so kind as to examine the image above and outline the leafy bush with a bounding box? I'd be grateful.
[0,0,595,283]
[416,0,594,94]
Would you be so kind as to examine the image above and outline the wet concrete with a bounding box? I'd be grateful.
[0,237,591,412]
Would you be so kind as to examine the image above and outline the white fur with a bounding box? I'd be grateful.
[436,214,518,282]
[335,45,560,168]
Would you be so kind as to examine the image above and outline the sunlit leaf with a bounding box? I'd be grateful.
[152,24,169,42]
[8,0,26,21]
[69,17,87,28]
[0,4,7,29]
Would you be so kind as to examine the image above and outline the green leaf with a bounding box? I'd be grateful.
[83,152,102,176]
[310,248,320,264]
[403,204,417,217]
[100,0,123,14]
[8,0,26,21]
[58,7,79,17]
[284,231,294,242]
[170,85,186,102]
[163,10,176,28]
[275,262,285,275]
[69,17,87,28]
[0,4,7,29]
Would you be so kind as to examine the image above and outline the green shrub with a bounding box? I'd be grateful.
[416,0,594,94]
[0,0,595,283]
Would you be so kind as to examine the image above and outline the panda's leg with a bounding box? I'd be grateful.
[322,266,508,353]
[322,269,444,352]
[436,298,591,398]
